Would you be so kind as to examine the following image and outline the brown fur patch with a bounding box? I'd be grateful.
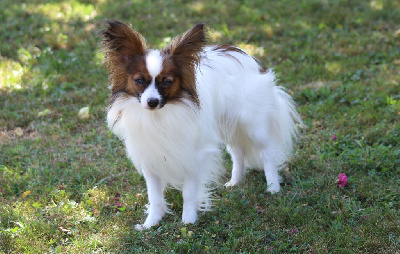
[259,66,269,74]
[99,20,147,96]
[212,44,269,74]
[162,23,207,106]
[212,44,247,55]
[211,44,246,67]
[125,55,152,99]
[156,58,182,102]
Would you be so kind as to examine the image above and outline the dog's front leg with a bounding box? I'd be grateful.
[135,170,167,230]
[182,177,199,224]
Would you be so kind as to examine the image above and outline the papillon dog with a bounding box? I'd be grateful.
[100,21,302,230]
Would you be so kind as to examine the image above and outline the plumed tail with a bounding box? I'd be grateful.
[273,86,303,168]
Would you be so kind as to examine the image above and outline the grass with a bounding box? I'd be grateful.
[0,0,399,252]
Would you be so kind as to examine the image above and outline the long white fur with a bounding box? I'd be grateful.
[107,46,301,229]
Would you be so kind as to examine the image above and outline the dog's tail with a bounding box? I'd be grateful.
[272,85,303,168]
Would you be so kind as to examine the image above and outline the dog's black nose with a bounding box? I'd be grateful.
[147,98,159,109]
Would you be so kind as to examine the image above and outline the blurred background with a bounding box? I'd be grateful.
[1,0,399,252]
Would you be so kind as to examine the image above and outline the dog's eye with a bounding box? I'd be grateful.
[161,79,173,87]
[134,78,146,85]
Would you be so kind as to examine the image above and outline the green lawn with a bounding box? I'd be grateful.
[1,0,399,252]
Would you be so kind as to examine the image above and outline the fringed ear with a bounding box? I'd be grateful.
[99,20,146,93]
[100,20,146,59]
[166,23,207,61]
[163,23,207,106]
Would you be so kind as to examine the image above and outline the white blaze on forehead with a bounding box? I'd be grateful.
[145,50,163,77]
[141,50,163,109]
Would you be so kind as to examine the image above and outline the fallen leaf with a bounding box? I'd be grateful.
[58,226,71,234]
[14,127,23,137]
[14,222,24,228]
[22,190,31,198]
[38,109,51,117]
[256,205,266,213]
[181,227,187,237]
[78,106,90,120]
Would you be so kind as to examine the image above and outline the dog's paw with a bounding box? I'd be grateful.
[135,218,160,231]
[182,216,197,224]
[134,224,147,231]
[182,211,198,225]
[135,216,162,230]
[266,189,279,194]
[224,180,239,187]
[266,184,280,194]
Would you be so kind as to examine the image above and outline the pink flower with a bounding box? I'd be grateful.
[338,173,348,188]
[116,202,121,208]
[331,135,337,141]
[291,228,298,234]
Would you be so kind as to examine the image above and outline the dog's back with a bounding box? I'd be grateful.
[197,45,302,192]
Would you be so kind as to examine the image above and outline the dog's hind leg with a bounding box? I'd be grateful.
[244,122,281,193]
[262,149,281,194]
[225,145,245,187]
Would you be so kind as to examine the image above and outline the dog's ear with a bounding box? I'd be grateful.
[165,23,207,60]
[162,24,207,107]
[100,20,146,63]
[100,21,146,93]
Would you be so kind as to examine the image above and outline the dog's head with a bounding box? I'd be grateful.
[100,21,206,109]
